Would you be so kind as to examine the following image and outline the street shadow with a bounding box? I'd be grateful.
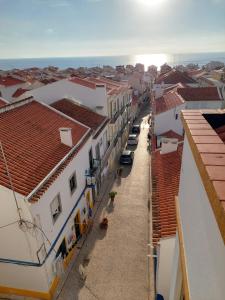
[120,165,132,178]
[115,175,122,186]
[126,144,138,151]
[106,201,115,214]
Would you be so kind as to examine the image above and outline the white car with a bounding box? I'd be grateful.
[127,134,139,145]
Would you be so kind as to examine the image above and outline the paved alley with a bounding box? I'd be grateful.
[57,105,151,300]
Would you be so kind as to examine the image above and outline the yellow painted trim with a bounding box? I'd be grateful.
[49,276,60,298]
[0,285,50,300]
[63,247,76,268]
[0,276,60,300]
[181,114,225,244]
[175,196,191,300]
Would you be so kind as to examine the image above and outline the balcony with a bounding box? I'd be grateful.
[110,110,120,124]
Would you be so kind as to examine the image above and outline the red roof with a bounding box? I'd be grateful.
[86,77,128,95]
[0,100,89,199]
[69,77,96,89]
[0,98,9,108]
[155,70,196,84]
[51,98,108,133]
[0,76,25,87]
[159,130,183,141]
[12,88,28,98]
[177,87,221,101]
[155,92,184,115]
[152,145,183,244]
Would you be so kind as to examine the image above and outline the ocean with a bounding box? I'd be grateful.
[0,52,225,71]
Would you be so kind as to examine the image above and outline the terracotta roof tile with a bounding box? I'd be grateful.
[155,70,196,84]
[0,100,89,199]
[155,91,184,115]
[69,77,97,89]
[177,87,221,101]
[0,98,8,108]
[0,76,26,87]
[152,145,183,244]
[12,88,28,98]
[51,98,108,134]
[158,130,183,142]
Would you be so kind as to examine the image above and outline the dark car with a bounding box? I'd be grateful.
[119,150,134,165]
[131,124,140,134]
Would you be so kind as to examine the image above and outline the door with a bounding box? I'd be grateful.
[56,238,67,259]
[89,148,93,170]
[74,212,81,240]
[95,143,100,161]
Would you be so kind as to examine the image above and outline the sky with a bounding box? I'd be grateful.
[0,0,225,58]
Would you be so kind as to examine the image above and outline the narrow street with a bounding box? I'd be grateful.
[57,105,151,300]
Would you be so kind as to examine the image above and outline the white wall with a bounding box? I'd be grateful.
[0,186,50,291]
[0,135,94,293]
[154,103,185,136]
[27,79,109,116]
[186,100,223,109]
[156,237,176,300]
[0,83,28,102]
[169,233,183,300]
[178,136,225,300]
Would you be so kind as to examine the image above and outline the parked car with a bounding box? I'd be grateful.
[131,124,140,134]
[127,134,139,145]
[119,150,134,165]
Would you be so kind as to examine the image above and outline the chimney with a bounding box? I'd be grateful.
[160,138,178,154]
[59,128,73,147]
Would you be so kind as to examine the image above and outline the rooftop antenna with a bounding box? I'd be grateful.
[0,141,22,222]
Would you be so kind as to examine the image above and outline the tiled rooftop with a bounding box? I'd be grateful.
[51,98,108,135]
[155,69,196,85]
[158,130,183,141]
[86,77,128,95]
[0,76,26,87]
[155,91,184,115]
[152,144,183,244]
[0,100,89,201]
[12,88,28,98]
[0,98,9,108]
[181,109,225,242]
[177,87,221,101]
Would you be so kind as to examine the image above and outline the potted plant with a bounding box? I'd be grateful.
[100,217,108,229]
[109,191,117,202]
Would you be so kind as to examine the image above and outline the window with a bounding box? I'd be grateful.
[69,172,77,194]
[175,113,178,120]
[50,194,62,223]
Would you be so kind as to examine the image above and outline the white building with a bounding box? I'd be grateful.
[153,69,197,99]
[51,98,110,193]
[169,109,225,300]
[153,91,186,136]
[25,76,133,169]
[0,99,96,299]
[153,86,224,137]
[0,76,28,101]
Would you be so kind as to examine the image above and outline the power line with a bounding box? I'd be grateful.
[0,141,22,222]
[0,220,18,229]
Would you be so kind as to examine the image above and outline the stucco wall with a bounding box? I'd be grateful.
[178,136,225,300]
[27,80,109,116]
[156,237,176,300]
[154,103,185,136]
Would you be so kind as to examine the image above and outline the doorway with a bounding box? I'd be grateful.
[56,238,67,259]
[74,211,81,241]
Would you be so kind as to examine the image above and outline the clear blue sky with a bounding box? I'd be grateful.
[0,0,225,58]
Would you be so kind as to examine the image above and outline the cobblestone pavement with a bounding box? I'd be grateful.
[57,105,151,300]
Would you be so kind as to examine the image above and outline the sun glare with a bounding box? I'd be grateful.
[132,54,171,70]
